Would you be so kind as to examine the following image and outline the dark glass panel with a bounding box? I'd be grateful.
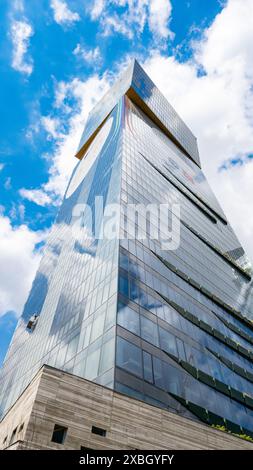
[116,337,143,378]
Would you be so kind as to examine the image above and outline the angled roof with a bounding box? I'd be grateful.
[76,59,200,167]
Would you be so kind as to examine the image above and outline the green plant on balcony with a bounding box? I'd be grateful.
[211,424,253,443]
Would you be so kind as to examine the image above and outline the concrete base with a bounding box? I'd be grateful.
[0,365,252,450]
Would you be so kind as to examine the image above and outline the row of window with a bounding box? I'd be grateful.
[117,300,253,396]
[115,336,253,431]
[51,423,107,445]
[119,244,253,359]
[120,183,247,312]
[121,142,238,264]
[2,422,24,448]
[121,271,253,377]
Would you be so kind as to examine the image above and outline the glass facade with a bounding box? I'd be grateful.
[1,61,253,437]
[0,100,123,417]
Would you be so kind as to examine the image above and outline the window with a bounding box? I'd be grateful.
[51,424,68,444]
[129,259,137,278]
[99,338,114,375]
[194,348,211,376]
[19,423,24,432]
[105,298,116,330]
[184,343,196,367]
[119,273,129,297]
[117,303,140,335]
[90,312,105,342]
[119,251,128,270]
[153,357,165,389]
[159,327,178,358]
[85,348,100,380]
[65,335,79,363]
[83,323,92,349]
[116,337,143,377]
[139,289,149,309]
[129,277,139,301]
[91,426,106,437]
[116,382,144,401]
[176,338,186,361]
[166,307,181,329]
[9,427,18,445]
[143,351,153,383]
[140,315,159,346]
[163,362,182,396]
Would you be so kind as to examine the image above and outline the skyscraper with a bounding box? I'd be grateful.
[1,60,253,450]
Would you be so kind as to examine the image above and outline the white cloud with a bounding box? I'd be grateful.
[4,177,12,190]
[12,0,24,12]
[54,81,72,110]
[90,0,173,40]
[102,13,136,39]
[214,165,253,260]
[50,0,80,25]
[195,0,253,76]
[73,44,101,65]
[10,19,34,75]
[148,0,174,39]
[21,73,110,206]
[0,215,44,317]
[19,188,53,206]
[142,0,253,261]
[25,100,42,142]
[18,204,25,220]
[43,75,110,198]
[9,203,25,221]
[89,0,105,20]
[41,116,61,140]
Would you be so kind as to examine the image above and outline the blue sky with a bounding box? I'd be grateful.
[0,0,253,367]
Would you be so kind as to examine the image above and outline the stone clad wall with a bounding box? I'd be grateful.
[0,365,252,450]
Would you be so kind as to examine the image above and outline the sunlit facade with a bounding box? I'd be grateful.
[1,60,253,438]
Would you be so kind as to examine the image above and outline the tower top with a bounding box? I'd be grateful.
[76,59,200,167]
